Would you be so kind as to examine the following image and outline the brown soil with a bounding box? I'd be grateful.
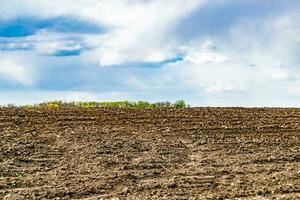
[0,107,299,200]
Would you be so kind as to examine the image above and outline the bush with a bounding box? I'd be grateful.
[173,100,186,109]
[47,103,59,108]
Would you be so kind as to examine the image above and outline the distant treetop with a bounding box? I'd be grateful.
[17,100,189,109]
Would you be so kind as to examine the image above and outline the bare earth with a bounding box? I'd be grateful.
[0,107,299,200]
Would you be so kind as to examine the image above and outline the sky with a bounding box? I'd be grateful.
[0,0,300,106]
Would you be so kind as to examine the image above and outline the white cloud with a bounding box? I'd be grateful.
[30,31,83,55]
[0,53,37,86]
[205,82,245,93]
[1,1,300,106]
[181,41,228,64]
[158,11,300,102]
[0,90,127,105]
[0,30,85,56]
[84,0,209,66]
[0,0,208,66]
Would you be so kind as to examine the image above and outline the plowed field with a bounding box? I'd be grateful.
[0,108,300,199]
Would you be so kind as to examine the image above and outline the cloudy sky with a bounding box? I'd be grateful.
[0,0,300,106]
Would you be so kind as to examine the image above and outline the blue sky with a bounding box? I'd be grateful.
[0,0,300,106]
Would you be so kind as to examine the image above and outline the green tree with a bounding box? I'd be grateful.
[173,100,186,108]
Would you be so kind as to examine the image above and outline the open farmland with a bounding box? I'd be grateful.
[0,107,300,199]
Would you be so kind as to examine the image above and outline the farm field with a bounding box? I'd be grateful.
[0,107,300,199]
